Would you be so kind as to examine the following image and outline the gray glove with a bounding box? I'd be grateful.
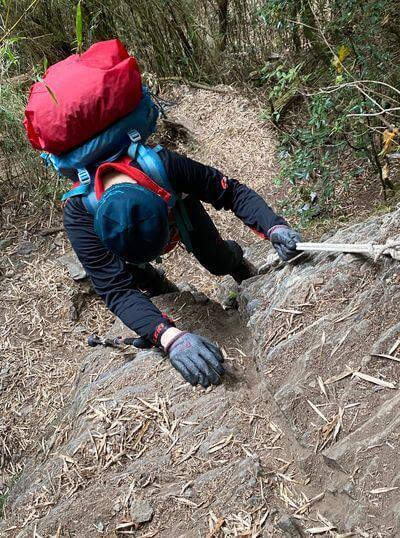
[268,225,302,261]
[167,332,225,388]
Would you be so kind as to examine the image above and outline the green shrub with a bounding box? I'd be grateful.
[261,0,400,216]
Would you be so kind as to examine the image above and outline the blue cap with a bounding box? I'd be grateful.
[94,183,170,264]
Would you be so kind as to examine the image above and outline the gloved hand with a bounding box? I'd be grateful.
[166,332,225,388]
[268,225,302,261]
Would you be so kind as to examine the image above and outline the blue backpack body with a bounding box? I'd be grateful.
[43,87,158,188]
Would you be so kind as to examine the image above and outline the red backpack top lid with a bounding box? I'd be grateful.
[23,39,142,155]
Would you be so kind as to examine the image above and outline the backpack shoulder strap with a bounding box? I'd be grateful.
[127,133,194,253]
[127,132,177,198]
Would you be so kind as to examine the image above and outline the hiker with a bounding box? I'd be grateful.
[24,39,302,389]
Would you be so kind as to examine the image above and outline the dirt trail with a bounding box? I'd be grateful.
[156,85,282,298]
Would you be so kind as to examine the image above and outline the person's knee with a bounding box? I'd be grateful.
[205,264,230,276]
[200,240,243,276]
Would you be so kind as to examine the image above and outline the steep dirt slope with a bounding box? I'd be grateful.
[0,85,280,514]
[2,206,399,537]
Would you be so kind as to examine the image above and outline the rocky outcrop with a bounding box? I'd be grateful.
[1,207,400,537]
[241,205,400,534]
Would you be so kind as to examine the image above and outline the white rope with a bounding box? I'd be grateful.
[372,241,400,262]
[296,239,400,261]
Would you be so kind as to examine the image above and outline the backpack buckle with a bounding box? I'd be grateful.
[77,168,91,185]
[127,129,141,143]
[40,152,50,166]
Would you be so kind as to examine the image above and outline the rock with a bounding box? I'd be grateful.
[257,251,280,274]
[58,250,87,281]
[94,521,104,532]
[215,275,240,309]
[277,514,305,536]
[0,238,13,250]
[3,205,400,537]
[245,298,261,316]
[15,241,35,256]
[112,501,122,515]
[342,481,356,499]
[129,499,154,524]
[176,282,209,304]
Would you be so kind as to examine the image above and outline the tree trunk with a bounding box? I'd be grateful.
[218,0,229,52]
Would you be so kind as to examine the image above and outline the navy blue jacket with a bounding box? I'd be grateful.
[64,148,287,341]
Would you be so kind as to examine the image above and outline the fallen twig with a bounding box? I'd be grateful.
[39,226,65,237]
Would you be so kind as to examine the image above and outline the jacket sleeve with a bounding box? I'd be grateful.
[63,197,172,342]
[159,148,288,238]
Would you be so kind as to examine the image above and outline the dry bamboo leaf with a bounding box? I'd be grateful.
[177,441,202,465]
[115,521,136,530]
[333,308,359,324]
[317,409,344,452]
[370,353,400,363]
[353,371,396,389]
[333,407,344,440]
[135,397,161,413]
[389,338,400,355]
[295,492,325,515]
[330,328,352,358]
[273,307,302,315]
[208,434,233,453]
[259,509,270,526]
[325,366,354,385]
[307,400,328,422]
[173,496,199,507]
[317,376,328,398]
[381,128,398,156]
[137,530,161,538]
[370,486,399,494]
[308,526,336,534]
[207,516,225,537]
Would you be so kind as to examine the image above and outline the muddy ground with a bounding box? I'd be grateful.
[1,86,400,537]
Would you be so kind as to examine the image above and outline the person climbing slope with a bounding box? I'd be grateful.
[24,39,302,390]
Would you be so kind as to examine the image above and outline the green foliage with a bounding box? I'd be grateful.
[75,0,83,55]
[264,64,303,101]
[1,0,399,218]
[0,79,61,205]
[0,37,20,76]
[262,63,305,122]
[0,0,271,79]
[260,0,400,216]
[278,94,346,213]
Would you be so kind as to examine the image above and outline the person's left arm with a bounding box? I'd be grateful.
[159,148,286,238]
[158,148,301,259]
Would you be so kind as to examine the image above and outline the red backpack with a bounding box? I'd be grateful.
[23,39,142,155]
